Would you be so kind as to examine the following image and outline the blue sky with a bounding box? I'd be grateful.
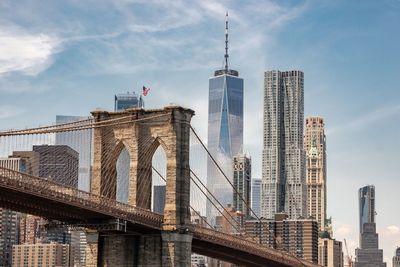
[1,0,400,264]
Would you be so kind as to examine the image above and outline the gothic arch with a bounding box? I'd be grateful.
[91,106,194,230]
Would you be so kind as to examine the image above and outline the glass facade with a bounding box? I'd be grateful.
[359,185,375,233]
[114,92,143,111]
[206,72,243,221]
[251,179,261,217]
[56,115,92,192]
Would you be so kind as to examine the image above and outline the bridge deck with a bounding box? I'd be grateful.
[0,167,320,267]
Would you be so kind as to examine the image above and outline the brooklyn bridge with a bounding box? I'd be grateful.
[0,106,320,267]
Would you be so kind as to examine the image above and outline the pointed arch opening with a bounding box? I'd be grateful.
[151,145,167,214]
[101,140,130,201]
[116,146,130,203]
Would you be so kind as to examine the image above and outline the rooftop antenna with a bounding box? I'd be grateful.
[224,11,229,72]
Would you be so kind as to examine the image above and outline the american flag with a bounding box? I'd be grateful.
[143,86,150,96]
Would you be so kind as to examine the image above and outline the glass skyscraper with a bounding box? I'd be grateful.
[355,185,386,267]
[359,185,375,233]
[206,13,244,221]
[56,115,92,192]
[114,91,143,111]
[251,178,261,217]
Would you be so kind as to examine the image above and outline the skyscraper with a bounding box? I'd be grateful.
[393,247,400,267]
[244,214,319,263]
[305,116,327,231]
[354,185,386,267]
[114,91,143,111]
[358,185,375,233]
[56,115,92,192]
[261,70,306,219]
[206,12,244,221]
[33,145,79,187]
[233,153,251,217]
[318,237,344,267]
[251,179,261,218]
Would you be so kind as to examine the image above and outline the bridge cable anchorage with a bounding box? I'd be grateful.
[190,126,309,266]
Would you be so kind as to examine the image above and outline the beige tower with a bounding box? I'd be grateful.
[305,117,326,232]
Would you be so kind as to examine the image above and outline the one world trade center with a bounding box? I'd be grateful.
[206,12,244,222]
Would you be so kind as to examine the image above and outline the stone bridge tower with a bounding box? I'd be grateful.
[88,106,194,267]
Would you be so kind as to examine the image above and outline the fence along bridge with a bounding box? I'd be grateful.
[0,106,319,267]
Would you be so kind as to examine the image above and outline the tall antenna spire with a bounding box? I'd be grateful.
[224,11,229,72]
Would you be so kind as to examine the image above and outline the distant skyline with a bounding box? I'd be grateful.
[1,0,400,264]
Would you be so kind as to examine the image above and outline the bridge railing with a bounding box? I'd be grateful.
[0,166,163,228]
[193,225,317,267]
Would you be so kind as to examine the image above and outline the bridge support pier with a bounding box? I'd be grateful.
[85,231,99,267]
[162,232,193,266]
[86,231,192,267]
[100,234,137,266]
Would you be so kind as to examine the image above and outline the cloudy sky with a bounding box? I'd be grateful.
[1,0,400,264]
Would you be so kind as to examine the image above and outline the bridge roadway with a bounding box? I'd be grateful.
[0,167,319,267]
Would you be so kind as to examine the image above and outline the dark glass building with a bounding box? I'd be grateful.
[33,145,79,188]
[56,115,92,192]
[114,91,144,111]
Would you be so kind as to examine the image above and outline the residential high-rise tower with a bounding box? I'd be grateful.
[305,117,327,231]
[233,154,251,217]
[206,12,244,221]
[261,70,306,219]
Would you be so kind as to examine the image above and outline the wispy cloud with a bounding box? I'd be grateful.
[0,26,61,76]
[327,104,400,135]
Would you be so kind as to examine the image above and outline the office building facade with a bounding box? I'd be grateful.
[318,238,344,267]
[262,70,306,219]
[244,213,318,263]
[33,145,79,187]
[305,116,327,231]
[12,243,72,267]
[207,13,244,221]
[233,153,251,217]
[19,214,43,244]
[354,185,386,267]
[114,91,144,111]
[251,179,261,218]
[56,115,92,192]
[393,247,400,267]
